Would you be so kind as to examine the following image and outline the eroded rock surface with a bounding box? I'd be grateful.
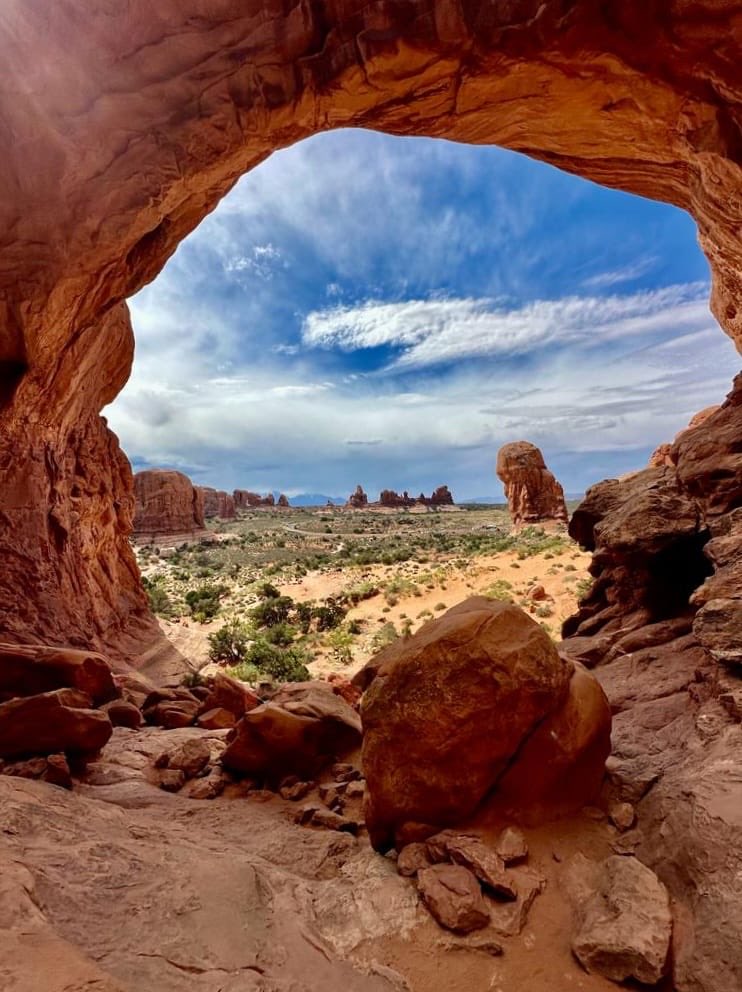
[561,374,742,992]
[496,442,568,527]
[359,598,609,849]
[198,486,235,519]
[133,469,205,538]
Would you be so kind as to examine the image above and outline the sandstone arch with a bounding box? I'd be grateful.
[0,0,741,658]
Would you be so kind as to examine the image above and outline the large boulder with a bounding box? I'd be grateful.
[0,689,113,760]
[360,599,580,850]
[0,643,118,705]
[490,661,612,821]
[495,441,568,528]
[222,681,361,781]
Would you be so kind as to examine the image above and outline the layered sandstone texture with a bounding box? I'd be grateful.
[561,374,742,992]
[197,486,235,520]
[496,442,569,527]
[347,485,369,509]
[133,470,205,538]
[359,598,611,850]
[1,0,742,659]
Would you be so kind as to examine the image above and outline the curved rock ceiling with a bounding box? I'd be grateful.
[0,0,741,653]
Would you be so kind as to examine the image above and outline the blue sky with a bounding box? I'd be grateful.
[105,129,740,501]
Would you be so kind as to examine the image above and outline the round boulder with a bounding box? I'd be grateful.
[360,598,573,850]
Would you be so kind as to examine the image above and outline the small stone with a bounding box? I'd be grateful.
[294,804,321,826]
[527,584,548,601]
[159,769,186,792]
[44,753,73,789]
[166,738,211,779]
[488,868,545,936]
[609,801,636,832]
[331,762,362,783]
[443,935,504,957]
[319,782,345,809]
[397,842,433,877]
[310,807,359,833]
[582,805,607,822]
[280,780,312,801]
[446,836,517,900]
[197,706,236,730]
[417,864,490,934]
[186,768,228,800]
[344,780,365,800]
[495,826,528,865]
[102,699,143,729]
[426,829,479,864]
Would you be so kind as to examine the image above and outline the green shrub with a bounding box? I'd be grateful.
[326,627,354,664]
[245,640,311,682]
[225,661,262,683]
[312,599,346,631]
[483,579,514,603]
[252,595,294,628]
[264,622,296,647]
[208,619,253,664]
[142,577,176,618]
[371,622,399,652]
[185,583,228,620]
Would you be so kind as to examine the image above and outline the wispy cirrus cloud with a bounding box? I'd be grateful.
[581,256,658,289]
[301,283,711,369]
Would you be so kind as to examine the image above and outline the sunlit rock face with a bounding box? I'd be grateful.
[0,3,740,659]
[133,470,205,538]
[496,441,568,527]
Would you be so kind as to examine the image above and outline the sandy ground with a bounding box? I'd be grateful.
[282,546,591,678]
[158,544,591,678]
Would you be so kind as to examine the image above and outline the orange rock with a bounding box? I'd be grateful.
[0,643,118,705]
[496,442,568,528]
[0,689,113,760]
[133,469,205,537]
[360,598,572,850]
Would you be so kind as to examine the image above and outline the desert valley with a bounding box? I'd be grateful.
[1,4,741,992]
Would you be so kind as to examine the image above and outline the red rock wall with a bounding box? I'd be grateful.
[0,0,740,665]
[133,470,205,536]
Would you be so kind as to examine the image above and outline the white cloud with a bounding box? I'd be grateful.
[301,283,711,369]
[581,256,658,289]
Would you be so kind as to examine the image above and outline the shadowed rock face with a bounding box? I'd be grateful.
[561,373,742,992]
[133,470,205,537]
[0,0,741,657]
[233,490,275,508]
[496,441,568,527]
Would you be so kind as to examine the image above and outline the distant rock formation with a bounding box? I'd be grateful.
[133,470,205,536]
[648,405,721,468]
[198,487,236,519]
[233,490,275,509]
[277,494,290,508]
[496,442,568,528]
[430,485,454,506]
[347,485,368,509]
[377,486,455,508]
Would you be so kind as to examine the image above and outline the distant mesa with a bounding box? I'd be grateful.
[372,485,455,509]
[197,486,236,520]
[133,469,207,539]
[648,405,721,468]
[347,484,369,509]
[233,489,276,509]
[277,493,290,508]
[496,441,568,528]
